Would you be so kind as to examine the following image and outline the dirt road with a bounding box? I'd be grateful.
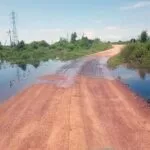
[0,45,150,150]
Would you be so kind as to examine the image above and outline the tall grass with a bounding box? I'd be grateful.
[108,41,150,68]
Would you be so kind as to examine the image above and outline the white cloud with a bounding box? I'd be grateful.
[121,1,150,10]
[84,31,95,39]
[77,29,96,39]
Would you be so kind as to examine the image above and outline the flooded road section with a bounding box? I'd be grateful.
[0,51,150,102]
[39,56,150,102]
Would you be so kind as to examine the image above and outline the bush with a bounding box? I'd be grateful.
[108,41,150,68]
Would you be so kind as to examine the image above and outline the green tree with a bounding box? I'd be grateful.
[79,36,92,48]
[0,42,3,50]
[140,30,148,43]
[71,32,77,43]
[93,38,101,44]
[130,39,136,43]
[30,41,38,49]
[16,40,25,50]
[38,40,49,47]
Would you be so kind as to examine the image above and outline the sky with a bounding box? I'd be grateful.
[0,0,150,44]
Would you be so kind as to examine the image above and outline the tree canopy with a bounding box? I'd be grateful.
[140,30,148,43]
[71,32,77,43]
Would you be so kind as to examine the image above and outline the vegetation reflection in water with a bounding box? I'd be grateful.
[112,64,150,101]
[0,60,65,102]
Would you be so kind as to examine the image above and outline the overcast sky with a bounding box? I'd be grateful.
[0,0,150,44]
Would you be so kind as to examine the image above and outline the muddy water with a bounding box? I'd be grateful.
[0,57,150,102]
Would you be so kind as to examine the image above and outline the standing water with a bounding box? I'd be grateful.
[111,65,150,101]
[0,60,65,102]
[0,57,150,103]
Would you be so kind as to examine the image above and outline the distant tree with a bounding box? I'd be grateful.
[30,41,49,49]
[130,38,136,43]
[38,40,49,47]
[0,42,3,50]
[31,42,38,49]
[59,37,68,43]
[91,38,102,48]
[93,38,101,44]
[16,40,25,50]
[140,30,148,43]
[30,41,38,49]
[57,38,68,48]
[71,32,77,43]
[80,36,89,47]
[94,38,101,42]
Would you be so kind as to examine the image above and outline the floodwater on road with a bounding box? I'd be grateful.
[0,57,150,102]
[80,57,150,101]
[0,60,66,102]
[112,65,150,101]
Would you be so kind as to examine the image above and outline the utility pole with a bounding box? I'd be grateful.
[10,11,19,46]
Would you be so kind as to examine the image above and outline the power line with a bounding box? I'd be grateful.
[10,11,19,46]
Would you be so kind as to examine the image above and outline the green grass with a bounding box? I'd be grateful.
[107,54,124,68]
[108,41,150,68]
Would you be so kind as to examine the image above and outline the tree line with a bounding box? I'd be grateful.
[0,32,111,65]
